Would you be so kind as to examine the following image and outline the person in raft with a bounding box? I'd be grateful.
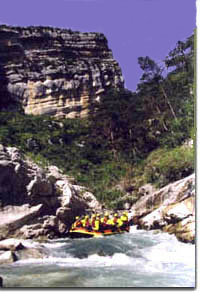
[81,215,91,230]
[120,211,129,230]
[71,216,82,229]
[106,213,124,231]
[93,216,100,231]
[71,212,129,232]
[100,212,110,230]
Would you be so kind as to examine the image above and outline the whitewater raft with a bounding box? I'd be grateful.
[68,226,130,238]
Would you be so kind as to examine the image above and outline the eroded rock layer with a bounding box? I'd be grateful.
[0,25,124,118]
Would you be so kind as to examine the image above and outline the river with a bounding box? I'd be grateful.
[0,227,195,288]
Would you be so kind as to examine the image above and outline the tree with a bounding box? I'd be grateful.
[89,89,136,158]
[135,34,194,150]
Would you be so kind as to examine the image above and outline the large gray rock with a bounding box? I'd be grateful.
[27,177,53,198]
[0,251,17,264]
[0,204,44,240]
[0,239,49,264]
[131,174,195,243]
[0,239,25,251]
[0,146,101,240]
[15,247,48,260]
[132,173,195,218]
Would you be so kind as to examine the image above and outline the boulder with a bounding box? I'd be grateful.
[0,240,49,261]
[19,225,46,239]
[0,145,101,240]
[15,247,48,260]
[138,207,167,230]
[0,251,17,265]
[132,173,195,218]
[131,173,195,243]
[0,239,25,251]
[27,177,53,198]
[55,181,72,206]
[56,207,71,221]
[43,216,58,230]
[72,185,102,211]
[0,204,43,228]
[163,215,195,244]
[163,197,194,223]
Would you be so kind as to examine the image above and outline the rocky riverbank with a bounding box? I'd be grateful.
[0,143,195,266]
[0,238,49,268]
[130,173,195,244]
[0,144,101,241]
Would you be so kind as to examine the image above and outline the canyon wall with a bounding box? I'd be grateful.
[0,25,124,118]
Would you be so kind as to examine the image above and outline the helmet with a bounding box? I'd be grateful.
[104,211,109,216]
[123,211,128,215]
[97,213,100,217]
[85,215,89,219]
[114,213,118,217]
[75,216,79,220]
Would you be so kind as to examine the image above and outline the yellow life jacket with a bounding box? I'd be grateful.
[120,215,128,222]
[106,219,113,225]
[116,218,124,227]
[107,217,118,226]
[93,219,100,231]
[81,218,86,227]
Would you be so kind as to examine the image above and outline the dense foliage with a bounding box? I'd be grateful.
[143,146,194,188]
[89,34,194,158]
[0,34,195,208]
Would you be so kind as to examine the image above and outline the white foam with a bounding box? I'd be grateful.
[42,242,67,249]
[3,229,195,288]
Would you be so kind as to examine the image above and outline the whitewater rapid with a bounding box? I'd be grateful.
[0,227,195,288]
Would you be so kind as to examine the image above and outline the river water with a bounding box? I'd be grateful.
[0,227,195,288]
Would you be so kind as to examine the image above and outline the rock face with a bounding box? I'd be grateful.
[0,145,101,240]
[131,174,195,243]
[0,25,124,118]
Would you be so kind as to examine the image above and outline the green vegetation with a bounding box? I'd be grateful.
[0,111,132,208]
[143,146,194,188]
[0,34,195,208]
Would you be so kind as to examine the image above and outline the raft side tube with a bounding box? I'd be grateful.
[68,226,129,238]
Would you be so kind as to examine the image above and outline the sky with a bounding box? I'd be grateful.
[0,0,196,91]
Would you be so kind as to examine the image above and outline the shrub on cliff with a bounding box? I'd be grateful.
[143,146,194,188]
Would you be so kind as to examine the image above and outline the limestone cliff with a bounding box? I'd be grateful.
[0,25,124,118]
